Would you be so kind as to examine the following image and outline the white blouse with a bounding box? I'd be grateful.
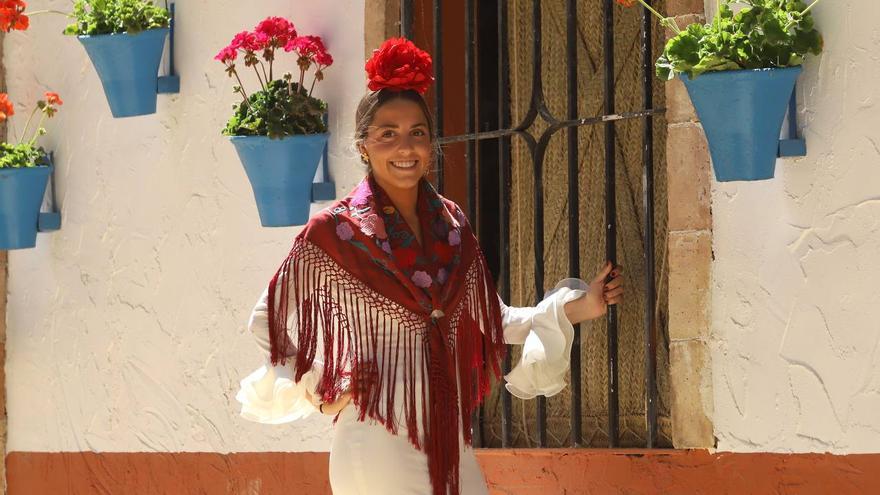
[236,278,588,424]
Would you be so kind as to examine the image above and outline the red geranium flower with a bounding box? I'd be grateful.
[0,93,14,122]
[254,16,296,49]
[214,45,237,63]
[315,50,333,67]
[365,37,434,94]
[0,0,29,32]
[231,30,261,52]
[44,92,62,106]
[286,35,333,67]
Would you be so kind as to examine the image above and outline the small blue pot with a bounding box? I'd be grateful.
[0,166,52,250]
[681,66,802,182]
[79,28,169,118]
[229,134,330,227]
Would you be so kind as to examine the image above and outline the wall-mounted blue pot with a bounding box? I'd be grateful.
[229,134,330,227]
[681,66,802,182]
[79,28,169,118]
[0,166,52,250]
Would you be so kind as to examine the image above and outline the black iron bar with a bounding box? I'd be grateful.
[401,0,413,38]
[498,0,513,449]
[565,0,583,448]
[433,0,445,194]
[530,0,548,448]
[602,0,620,448]
[641,0,658,449]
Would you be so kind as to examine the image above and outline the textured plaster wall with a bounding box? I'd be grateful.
[4,0,366,452]
[709,1,880,453]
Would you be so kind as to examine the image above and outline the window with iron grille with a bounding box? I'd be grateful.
[402,0,671,449]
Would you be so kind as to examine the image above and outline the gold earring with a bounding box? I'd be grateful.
[360,152,369,164]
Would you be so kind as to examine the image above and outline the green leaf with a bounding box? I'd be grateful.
[0,143,47,169]
[222,79,329,138]
[655,0,823,79]
[64,0,169,36]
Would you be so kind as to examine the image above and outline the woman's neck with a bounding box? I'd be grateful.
[374,177,419,218]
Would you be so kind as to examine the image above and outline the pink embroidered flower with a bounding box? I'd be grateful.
[437,268,448,284]
[412,270,432,288]
[352,184,371,207]
[336,222,354,241]
[448,230,461,246]
[360,213,387,239]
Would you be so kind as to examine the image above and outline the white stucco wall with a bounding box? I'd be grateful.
[4,0,366,452]
[709,1,880,453]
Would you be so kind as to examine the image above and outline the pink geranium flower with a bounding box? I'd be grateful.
[255,16,296,48]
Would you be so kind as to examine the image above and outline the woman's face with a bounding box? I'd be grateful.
[360,98,432,194]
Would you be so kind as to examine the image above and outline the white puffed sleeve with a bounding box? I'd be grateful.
[235,282,323,425]
[500,279,588,400]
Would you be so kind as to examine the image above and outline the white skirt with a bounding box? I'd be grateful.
[329,404,489,495]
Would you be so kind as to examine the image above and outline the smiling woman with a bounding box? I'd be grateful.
[355,92,437,244]
[234,37,624,495]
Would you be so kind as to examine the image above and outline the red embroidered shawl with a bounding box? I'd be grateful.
[267,175,506,495]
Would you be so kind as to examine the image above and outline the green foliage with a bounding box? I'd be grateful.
[223,79,328,139]
[63,0,170,36]
[656,0,823,80]
[0,143,48,169]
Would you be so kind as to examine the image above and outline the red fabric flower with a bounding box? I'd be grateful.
[615,0,637,6]
[395,247,418,268]
[254,16,296,49]
[0,0,28,32]
[44,92,62,106]
[365,37,434,94]
[0,93,14,122]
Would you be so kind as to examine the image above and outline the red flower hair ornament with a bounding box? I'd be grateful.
[365,37,434,94]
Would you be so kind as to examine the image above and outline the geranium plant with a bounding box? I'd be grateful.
[63,0,169,36]
[0,0,170,35]
[216,16,333,139]
[618,0,823,80]
[0,91,62,169]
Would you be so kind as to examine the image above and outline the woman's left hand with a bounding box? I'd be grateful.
[564,261,624,325]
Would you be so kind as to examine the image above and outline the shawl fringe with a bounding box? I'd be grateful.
[267,236,505,495]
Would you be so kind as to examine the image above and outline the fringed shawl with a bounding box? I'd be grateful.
[267,175,506,495]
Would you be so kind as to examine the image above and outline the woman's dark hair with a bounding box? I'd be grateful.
[354,89,440,170]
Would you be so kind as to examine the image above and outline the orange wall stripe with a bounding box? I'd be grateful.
[7,449,880,494]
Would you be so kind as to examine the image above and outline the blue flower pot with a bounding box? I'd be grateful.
[229,134,329,227]
[0,166,52,250]
[681,66,802,182]
[78,28,169,118]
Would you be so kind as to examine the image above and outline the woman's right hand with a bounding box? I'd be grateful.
[305,388,353,416]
